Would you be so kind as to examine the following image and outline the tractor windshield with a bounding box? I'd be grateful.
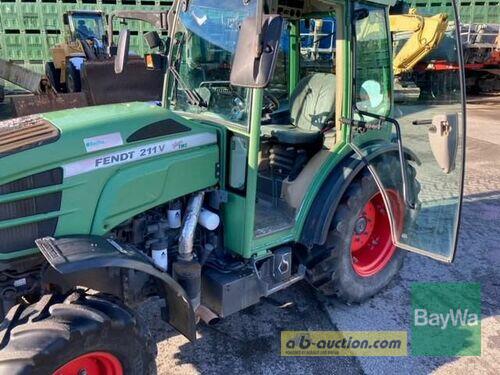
[169,0,257,127]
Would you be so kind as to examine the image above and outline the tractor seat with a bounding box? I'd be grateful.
[261,73,336,145]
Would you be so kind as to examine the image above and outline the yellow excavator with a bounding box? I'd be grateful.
[389,7,449,101]
[390,8,449,76]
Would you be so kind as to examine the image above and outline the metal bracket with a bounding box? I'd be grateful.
[340,117,383,133]
[250,255,305,297]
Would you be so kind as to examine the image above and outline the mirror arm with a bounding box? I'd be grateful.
[354,109,416,210]
[255,0,264,57]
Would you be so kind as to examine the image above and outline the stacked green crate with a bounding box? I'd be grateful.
[0,0,172,91]
[409,0,500,24]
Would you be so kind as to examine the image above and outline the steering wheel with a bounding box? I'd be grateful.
[198,81,280,118]
[263,91,280,114]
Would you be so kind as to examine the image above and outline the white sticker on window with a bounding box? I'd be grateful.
[64,132,217,178]
[84,132,123,153]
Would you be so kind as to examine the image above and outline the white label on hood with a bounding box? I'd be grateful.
[84,132,123,153]
[64,132,217,178]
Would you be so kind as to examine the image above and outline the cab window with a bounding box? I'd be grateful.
[300,17,336,77]
[353,4,391,115]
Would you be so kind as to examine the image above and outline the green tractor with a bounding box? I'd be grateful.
[0,0,466,373]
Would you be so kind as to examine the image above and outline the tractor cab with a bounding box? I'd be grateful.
[65,11,107,51]
[159,0,466,263]
[46,11,108,93]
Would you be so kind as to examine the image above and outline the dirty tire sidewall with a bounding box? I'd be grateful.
[306,157,419,303]
[333,171,405,303]
[0,293,156,375]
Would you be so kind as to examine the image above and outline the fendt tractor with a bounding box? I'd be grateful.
[0,0,466,373]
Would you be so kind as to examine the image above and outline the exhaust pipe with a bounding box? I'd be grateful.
[196,305,220,326]
[174,191,205,310]
[178,191,205,261]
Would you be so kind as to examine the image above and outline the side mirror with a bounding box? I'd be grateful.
[114,29,130,74]
[144,31,161,49]
[230,15,283,88]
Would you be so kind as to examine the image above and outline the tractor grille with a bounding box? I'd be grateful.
[0,193,62,221]
[0,168,63,254]
[0,115,59,157]
[0,168,62,195]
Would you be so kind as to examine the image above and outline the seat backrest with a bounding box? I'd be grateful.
[290,73,336,131]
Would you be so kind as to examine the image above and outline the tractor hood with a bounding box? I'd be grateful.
[0,102,220,261]
[0,102,218,181]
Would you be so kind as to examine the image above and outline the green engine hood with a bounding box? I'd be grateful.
[0,102,220,262]
[0,102,217,181]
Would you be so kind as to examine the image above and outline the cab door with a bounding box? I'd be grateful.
[349,0,466,262]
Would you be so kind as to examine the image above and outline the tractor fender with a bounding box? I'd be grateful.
[300,142,420,248]
[35,235,197,341]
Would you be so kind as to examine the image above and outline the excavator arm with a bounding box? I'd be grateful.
[390,9,449,75]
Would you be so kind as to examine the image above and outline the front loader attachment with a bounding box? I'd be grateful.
[81,57,163,106]
[10,57,163,117]
[11,93,89,118]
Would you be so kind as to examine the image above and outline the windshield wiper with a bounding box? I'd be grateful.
[169,66,207,108]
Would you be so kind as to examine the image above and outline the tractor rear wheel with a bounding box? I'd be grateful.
[0,291,156,375]
[306,156,419,303]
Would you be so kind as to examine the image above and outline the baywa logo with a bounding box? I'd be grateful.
[411,282,481,356]
[414,308,479,330]
[85,139,106,149]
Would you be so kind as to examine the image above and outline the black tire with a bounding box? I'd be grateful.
[0,291,156,375]
[306,156,419,303]
[45,62,61,92]
[65,62,81,93]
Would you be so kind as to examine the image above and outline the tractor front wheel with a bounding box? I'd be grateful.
[0,291,156,375]
[307,158,418,303]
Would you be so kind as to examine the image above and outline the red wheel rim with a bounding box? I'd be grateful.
[350,190,403,277]
[53,352,123,375]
